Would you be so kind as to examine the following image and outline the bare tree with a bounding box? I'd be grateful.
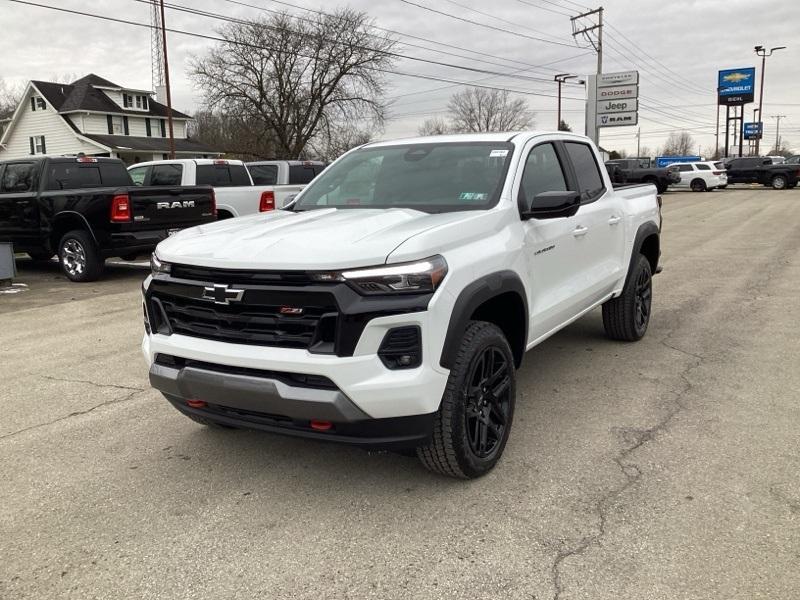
[308,123,373,161]
[558,119,572,132]
[0,77,23,120]
[417,117,451,136]
[190,9,395,158]
[662,131,696,156]
[447,87,534,133]
[189,110,280,160]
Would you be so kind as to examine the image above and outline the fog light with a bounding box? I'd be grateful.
[378,326,422,369]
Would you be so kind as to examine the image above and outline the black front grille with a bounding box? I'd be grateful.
[149,284,338,350]
[170,264,317,286]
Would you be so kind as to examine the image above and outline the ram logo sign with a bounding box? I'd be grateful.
[156,200,196,210]
[718,68,755,105]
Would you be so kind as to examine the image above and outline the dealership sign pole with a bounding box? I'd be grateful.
[718,67,755,158]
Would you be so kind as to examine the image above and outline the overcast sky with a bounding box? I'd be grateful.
[2,0,798,154]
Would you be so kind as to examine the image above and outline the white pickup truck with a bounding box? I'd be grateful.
[247,160,327,208]
[128,159,275,218]
[142,132,662,479]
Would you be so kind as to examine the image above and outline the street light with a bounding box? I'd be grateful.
[754,45,786,156]
[554,73,584,130]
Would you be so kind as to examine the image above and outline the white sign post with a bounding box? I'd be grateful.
[587,71,640,144]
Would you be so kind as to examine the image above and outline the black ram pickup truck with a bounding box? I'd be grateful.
[0,156,216,281]
[604,158,681,193]
[723,157,800,190]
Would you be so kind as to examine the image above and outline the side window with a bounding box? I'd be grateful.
[46,164,102,190]
[564,142,605,202]
[696,164,711,171]
[1,163,36,193]
[678,164,693,172]
[289,164,317,184]
[128,166,148,186]
[150,164,183,186]
[229,165,252,186]
[249,165,278,185]
[519,143,567,208]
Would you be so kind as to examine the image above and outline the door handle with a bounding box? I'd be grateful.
[608,215,622,225]
[572,225,589,237]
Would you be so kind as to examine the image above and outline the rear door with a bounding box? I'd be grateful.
[0,161,41,247]
[675,163,693,187]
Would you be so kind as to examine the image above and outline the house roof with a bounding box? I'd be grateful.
[80,133,221,154]
[31,74,192,119]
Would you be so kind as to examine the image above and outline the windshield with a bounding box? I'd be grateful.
[292,142,513,213]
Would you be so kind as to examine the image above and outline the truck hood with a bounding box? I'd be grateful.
[155,208,478,270]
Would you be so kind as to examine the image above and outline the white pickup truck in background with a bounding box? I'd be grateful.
[128,159,276,219]
[246,160,327,208]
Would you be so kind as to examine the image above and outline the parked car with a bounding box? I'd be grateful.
[604,158,681,193]
[246,160,327,209]
[0,156,215,281]
[142,132,662,478]
[128,159,275,218]
[784,155,799,165]
[723,156,800,189]
[665,161,727,192]
[764,155,786,165]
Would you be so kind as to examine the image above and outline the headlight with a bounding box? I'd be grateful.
[318,255,448,295]
[150,253,171,276]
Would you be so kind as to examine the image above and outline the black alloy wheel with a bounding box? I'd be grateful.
[633,266,652,333]
[464,346,512,460]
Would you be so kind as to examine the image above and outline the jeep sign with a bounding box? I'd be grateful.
[597,99,638,114]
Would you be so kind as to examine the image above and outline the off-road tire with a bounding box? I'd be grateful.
[417,321,516,479]
[771,175,788,190]
[602,254,653,341]
[690,178,707,192]
[58,230,104,282]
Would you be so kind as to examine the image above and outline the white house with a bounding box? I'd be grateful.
[0,74,220,164]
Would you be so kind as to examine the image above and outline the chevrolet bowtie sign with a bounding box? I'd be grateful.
[593,71,639,128]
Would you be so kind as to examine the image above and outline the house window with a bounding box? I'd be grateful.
[135,96,142,109]
[134,95,149,110]
[141,96,149,111]
[30,97,46,111]
[111,116,124,134]
[123,94,133,108]
[160,119,166,137]
[29,135,46,155]
[145,118,152,137]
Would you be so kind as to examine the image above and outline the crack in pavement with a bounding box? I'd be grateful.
[549,352,703,600]
[0,388,146,441]
[42,375,145,392]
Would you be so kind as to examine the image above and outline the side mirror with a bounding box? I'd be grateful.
[521,191,581,220]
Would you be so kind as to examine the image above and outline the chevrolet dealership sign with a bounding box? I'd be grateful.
[718,68,755,105]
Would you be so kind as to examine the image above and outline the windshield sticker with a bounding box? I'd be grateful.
[459,192,488,201]
[489,149,509,158]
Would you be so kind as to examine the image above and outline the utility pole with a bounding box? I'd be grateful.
[554,74,580,129]
[636,127,641,158]
[771,115,786,154]
[754,45,786,156]
[158,0,176,160]
[571,7,603,144]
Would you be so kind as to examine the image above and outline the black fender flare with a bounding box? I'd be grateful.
[626,221,660,284]
[439,270,528,369]
[50,211,98,246]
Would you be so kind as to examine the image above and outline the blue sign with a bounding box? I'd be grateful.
[743,121,763,140]
[655,155,701,168]
[718,67,756,105]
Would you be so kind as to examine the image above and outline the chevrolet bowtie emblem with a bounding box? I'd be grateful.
[201,284,245,305]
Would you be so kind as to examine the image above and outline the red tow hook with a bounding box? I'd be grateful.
[186,399,207,408]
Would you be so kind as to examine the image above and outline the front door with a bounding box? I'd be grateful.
[0,161,40,249]
[517,140,584,341]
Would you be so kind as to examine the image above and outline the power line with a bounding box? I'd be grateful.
[5,0,590,105]
[514,0,574,17]
[396,0,583,48]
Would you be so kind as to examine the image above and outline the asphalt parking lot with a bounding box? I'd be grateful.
[1,186,798,600]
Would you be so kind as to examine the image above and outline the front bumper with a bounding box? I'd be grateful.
[149,358,435,448]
